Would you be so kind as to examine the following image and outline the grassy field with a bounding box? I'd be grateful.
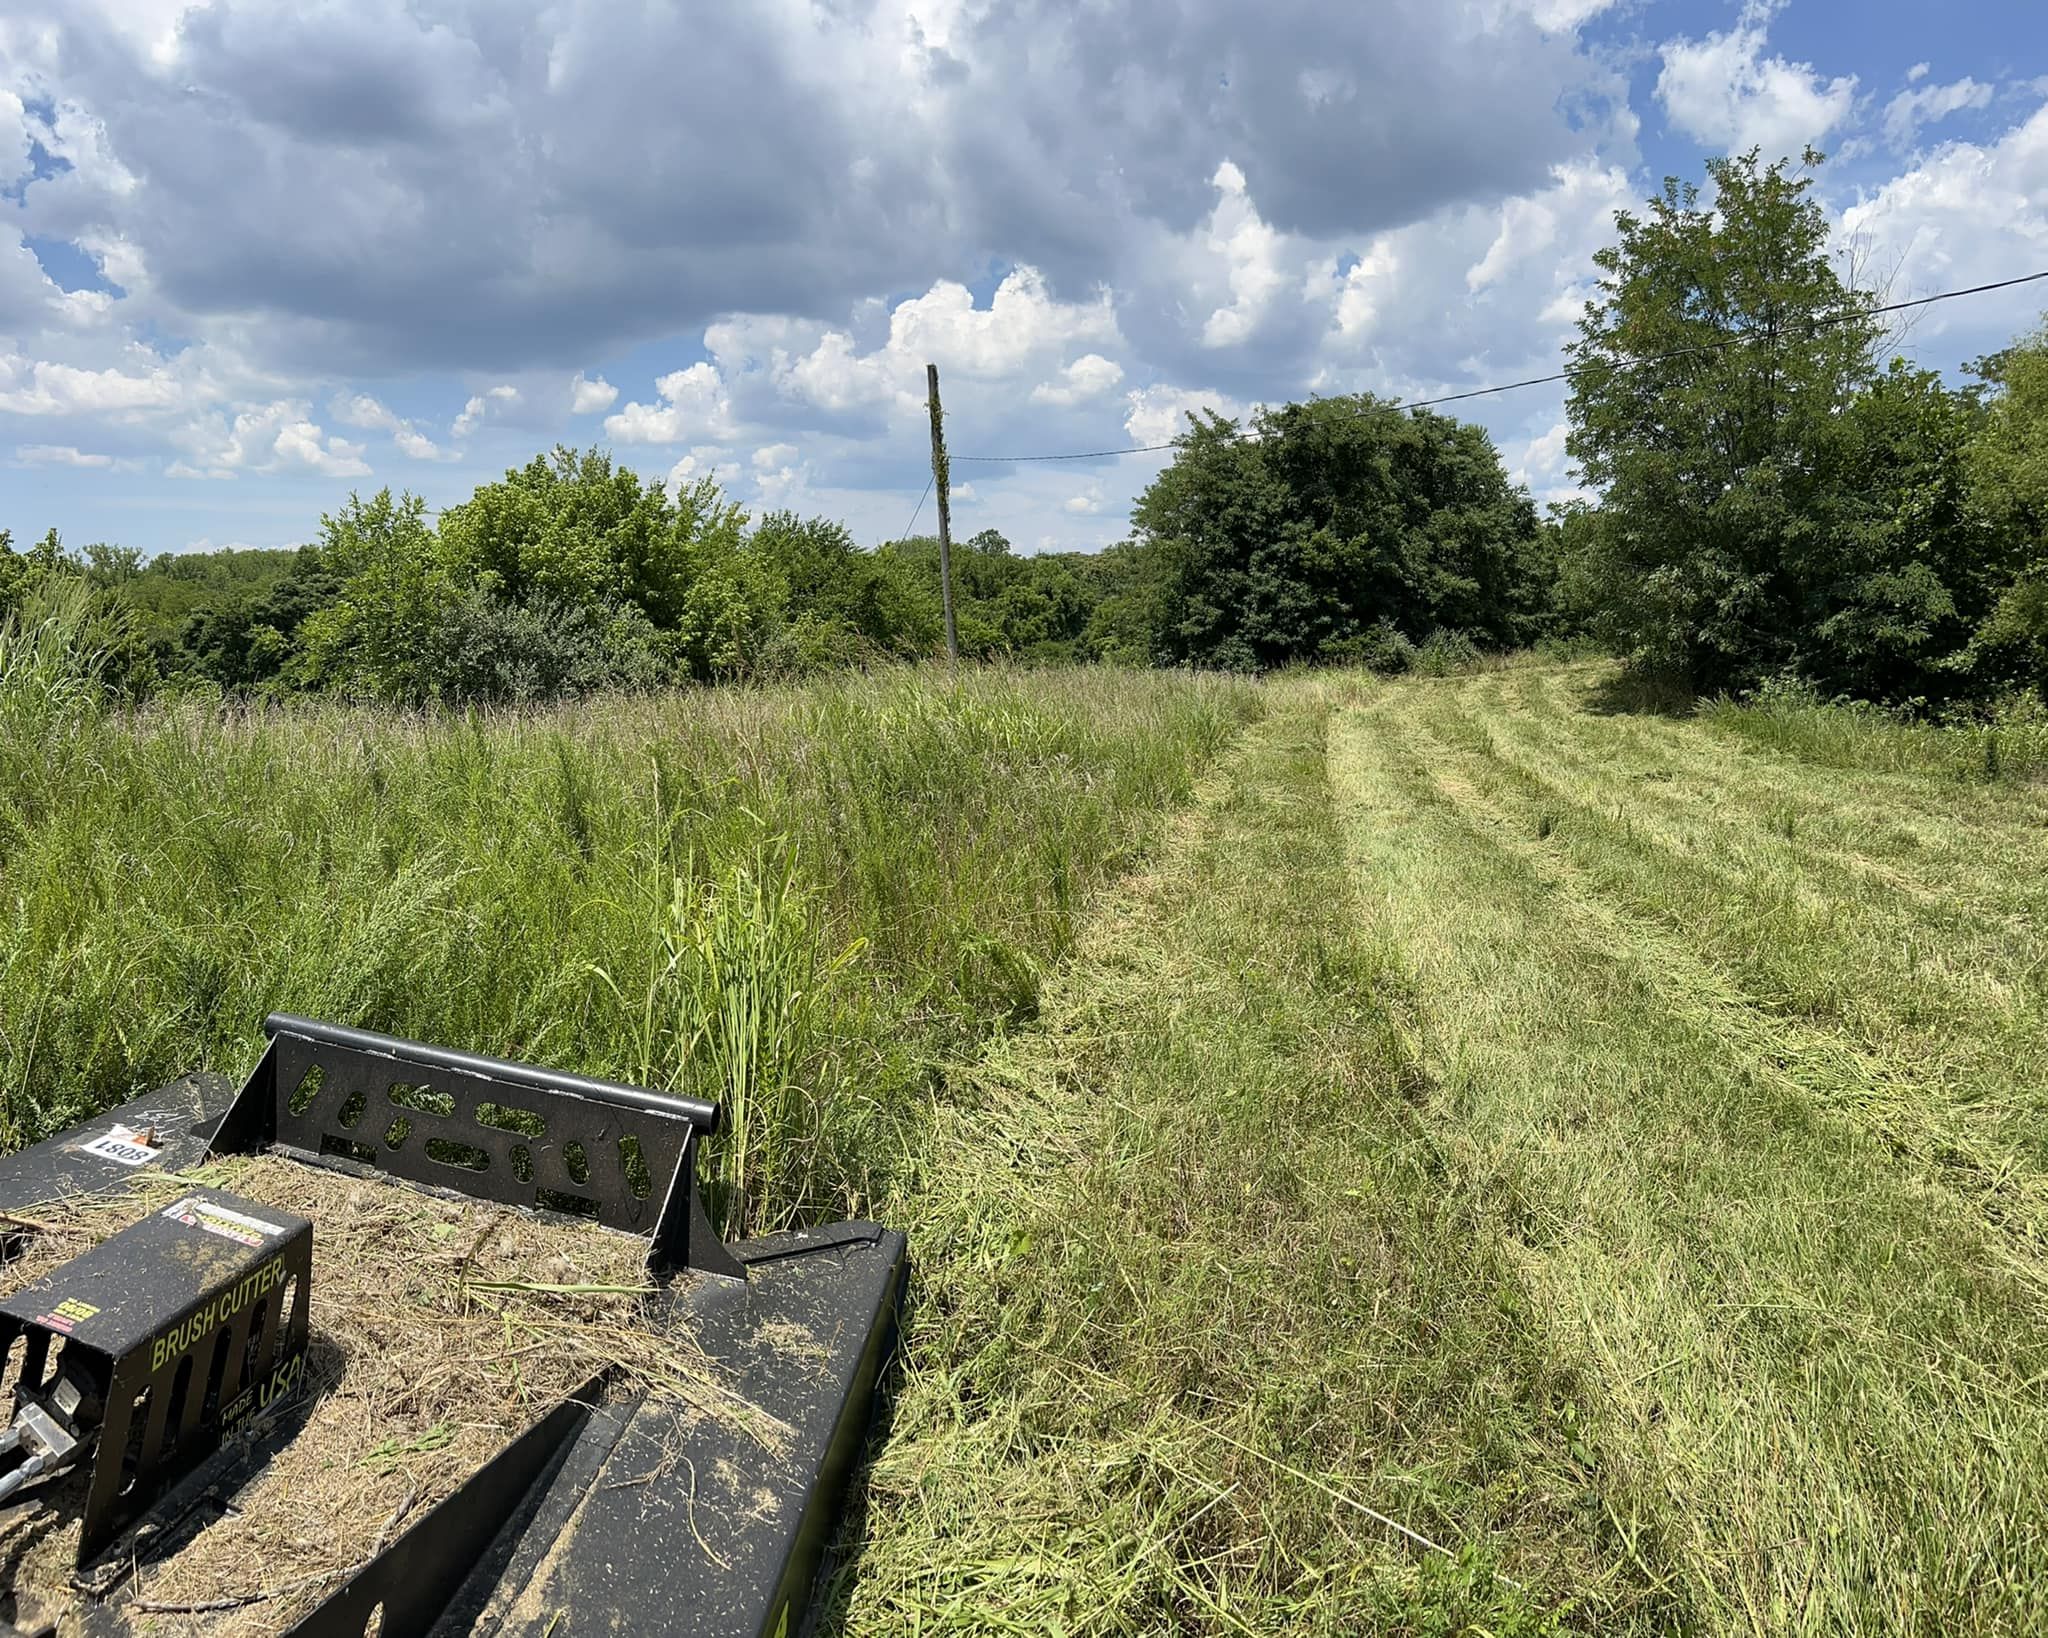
[8,625,2048,1634]
[0,629,1256,1235]
[838,659,2048,1636]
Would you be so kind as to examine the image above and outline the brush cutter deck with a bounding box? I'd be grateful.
[0,1188,313,1566]
[0,1016,906,1638]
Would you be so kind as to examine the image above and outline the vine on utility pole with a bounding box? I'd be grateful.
[925,362,959,663]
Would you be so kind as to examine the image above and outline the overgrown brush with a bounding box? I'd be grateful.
[1704,672,2048,783]
[0,655,1258,1231]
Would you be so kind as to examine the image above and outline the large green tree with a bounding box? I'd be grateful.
[296,488,450,701]
[1564,150,1886,690]
[1801,360,1992,702]
[1961,320,2048,690]
[1132,395,1544,671]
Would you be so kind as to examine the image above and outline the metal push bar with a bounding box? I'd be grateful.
[208,1014,744,1281]
[260,1015,722,1132]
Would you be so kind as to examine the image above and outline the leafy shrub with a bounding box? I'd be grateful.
[753,612,879,679]
[1414,629,1482,677]
[424,591,669,705]
[1321,621,1417,674]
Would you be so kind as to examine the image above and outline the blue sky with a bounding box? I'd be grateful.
[2,0,2044,559]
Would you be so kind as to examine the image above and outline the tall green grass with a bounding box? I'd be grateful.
[1701,675,2048,783]
[0,616,1256,1233]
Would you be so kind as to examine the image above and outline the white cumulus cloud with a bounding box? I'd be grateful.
[664,447,739,496]
[738,268,1122,422]
[175,400,372,478]
[1123,385,1252,446]
[452,383,520,439]
[1201,161,1289,348]
[0,359,183,416]
[1882,76,1994,151]
[1030,354,1125,407]
[606,363,735,445]
[1468,160,1632,294]
[1656,3,1856,157]
[331,391,447,460]
[1840,98,2048,341]
[569,371,617,414]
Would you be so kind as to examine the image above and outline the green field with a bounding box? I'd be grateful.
[0,655,1254,1237]
[838,660,2048,1636]
[7,650,2047,1634]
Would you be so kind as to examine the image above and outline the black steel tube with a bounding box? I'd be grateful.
[262,1014,721,1133]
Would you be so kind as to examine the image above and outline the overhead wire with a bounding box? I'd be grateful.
[948,267,2048,465]
[898,472,934,539]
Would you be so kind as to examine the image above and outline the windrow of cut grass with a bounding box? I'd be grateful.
[1418,662,2048,1244]
[1329,661,2048,1634]
[835,680,1665,1636]
[0,650,1257,1235]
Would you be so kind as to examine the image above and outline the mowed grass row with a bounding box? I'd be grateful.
[0,647,1257,1234]
[1331,662,2048,1633]
[1415,662,2048,1240]
[836,682,1666,1636]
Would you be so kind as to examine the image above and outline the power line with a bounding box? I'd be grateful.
[898,472,934,539]
[950,266,2048,464]
[1863,266,2048,315]
[1395,266,2048,411]
[953,439,1178,463]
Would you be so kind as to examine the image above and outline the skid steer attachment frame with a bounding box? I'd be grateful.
[212,1013,744,1280]
[0,1017,906,1638]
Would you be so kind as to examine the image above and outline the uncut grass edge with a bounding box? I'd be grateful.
[0,663,1261,1245]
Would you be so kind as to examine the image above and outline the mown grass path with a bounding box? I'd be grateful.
[837,680,1653,1636]
[1331,662,2048,1635]
[843,662,2048,1636]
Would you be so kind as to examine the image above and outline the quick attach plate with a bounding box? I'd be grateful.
[0,1188,312,1563]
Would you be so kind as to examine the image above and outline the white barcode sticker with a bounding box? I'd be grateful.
[161,1194,287,1247]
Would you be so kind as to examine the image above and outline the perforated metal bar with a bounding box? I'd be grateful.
[262,1015,721,1132]
[209,1018,743,1280]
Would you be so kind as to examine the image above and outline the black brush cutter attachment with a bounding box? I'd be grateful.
[0,1016,907,1638]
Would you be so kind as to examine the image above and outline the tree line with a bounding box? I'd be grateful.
[0,466,1162,704]
[5,149,2045,712]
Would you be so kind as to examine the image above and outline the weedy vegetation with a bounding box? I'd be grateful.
[0,587,1257,1238]
[7,562,2048,1635]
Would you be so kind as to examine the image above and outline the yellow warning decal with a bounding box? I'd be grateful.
[33,1297,101,1334]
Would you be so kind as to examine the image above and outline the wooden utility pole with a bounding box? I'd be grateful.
[925,362,959,663]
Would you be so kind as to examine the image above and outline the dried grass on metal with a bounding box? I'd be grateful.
[0,1153,779,1636]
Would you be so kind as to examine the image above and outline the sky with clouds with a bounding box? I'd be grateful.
[2,0,2045,558]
